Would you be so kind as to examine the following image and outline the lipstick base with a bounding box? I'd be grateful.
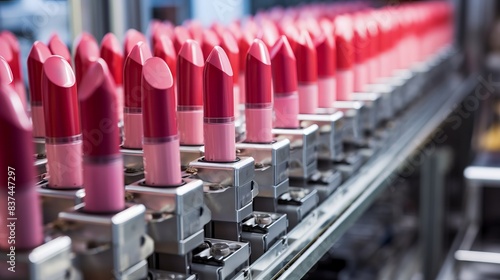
[37,180,84,224]
[0,236,76,280]
[56,203,154,280]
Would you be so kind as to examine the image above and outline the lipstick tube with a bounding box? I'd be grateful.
[27,41,52,138]
[270,36,300,129]
[177,39,204,146]
[315,31,336,108]
[295,30,318,114]
[219,31,241,120]
[142,57,182,186]
[124,29,147,57]
[48,33,72,66]
[245,39,273,143]
[335,16,354,101]
[123,42,152,149]
[74,33,100,87]
[203,46,236,162]
[78,59,124,213]
[1,31,26,110]
[100,33,124,123]
[42,56,83,188]
[0,84,44,251]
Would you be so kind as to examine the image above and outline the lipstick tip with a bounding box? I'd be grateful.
[178,39,204,67]
[48,33,71,64]
[206,46,234,77]
[143,57,174,90]
[270,35,295,60]
[124,29,147,55]
[78,59,114,101]
[248,39,271,65]
[43,56,76,88]
[127,41,152,64]
[1,31,19,52]
[0,38,13,61]
[29,41,52,62]
[101,33,121,54]
[0,56,13,85]
[0,84,31,130]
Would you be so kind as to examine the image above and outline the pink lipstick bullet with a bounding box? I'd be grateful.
[177,39,204,146]
[100,33,124,123]
[153,35,177,83]
[27,41,52,137]
[0,84,43,250]
[1,31,26,109]
[219,31,241,119]
[203,46,236,162]
[48,34,72,66]
[334,15,354,101]
[270,36,299,128]
[0,56,13,85]
[295,30,318,114]
[245,39,273,143]
[74,33,100,87]
[42,56,83,188]
[142,57,182,186]
[123,42,152,149]
[173,26,191,55]
[79,59,124,213]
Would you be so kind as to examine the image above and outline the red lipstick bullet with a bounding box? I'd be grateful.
[0,84,43,250]
[295,30,318,114]
[48,34,72,66]
[153,35,177,82]
[245,39,273,143]
[334,15,354,101]
[27,41,52,137]
[219,31,241,118]
[1,31,26,108]
[74,33,100,87]
[270,36,299,128]
[315,32,336,108]
[42,56,83,188]
[201,29,220,60]
[203,46,236,162]
[0,56,13,85]
[142,57,182,186]
[177,39,204,146]
[173,26,191,55]
[79,59,124,213]
[100,32,124,123]
[124,29,147,57]
[123,42,152,149]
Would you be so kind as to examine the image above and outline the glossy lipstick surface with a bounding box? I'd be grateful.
[100,33,124,122]
[177,39,204,145]
[74,33,100,86]
[0,56,13,85]
[0,84,43,250]
[27,41,52,137]
[79,59,124,213]
[142,57,182,186]
[123,42,152,149]
[295,30,318,114]
[219,31,241,118]
[48,34,72,66]
[124,29,147,56]
[203,46,236,162]
[1,31,26,108]
[315,33,336,108]
[42,56,83,188]
[334,15,354,101]
[245,39,273,143]
[270,36,299,128]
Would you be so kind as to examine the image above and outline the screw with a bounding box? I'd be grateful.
[211,242,231,257]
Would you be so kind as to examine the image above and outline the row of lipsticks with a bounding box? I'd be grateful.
[0,1,453,279]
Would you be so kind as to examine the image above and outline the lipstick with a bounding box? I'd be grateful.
[185,20,204,43]
[27,41,52,138]
[270,36,299,128]
[219,31,241,119]
[201,29,220,60]
[365,12,381,85]
[315,32,336,108]
[177,39,204,146]
[235,31,253,104]
[334,15,354,101]
[142,57,182,186]
[74,33,100,87]
[123,42,152,149]
[353,15,369,92]
[173,26,191,54]
[245,39,273,143]
[153,35,177,83]
[42,56,83,188]
[48,34,72,66]
[78,59,124,213]
[295,30,318,114]
[1,31,26,109]
[100,32,124,123]
[203,46,236,162]
[0,84,43,250]
[124,29,147,56]
[0,56,13,85]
